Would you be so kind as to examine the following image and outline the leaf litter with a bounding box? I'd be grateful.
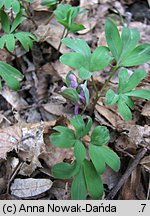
[0,0,150,200]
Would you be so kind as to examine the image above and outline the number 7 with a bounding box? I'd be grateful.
[141,204,146,212]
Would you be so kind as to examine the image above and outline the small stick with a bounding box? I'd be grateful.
[105,147,147,200]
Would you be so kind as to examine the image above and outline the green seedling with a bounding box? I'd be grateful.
[0,10,37,52]
[54,4,86,33]
[50,115,120,200]
[60,19,150,119]
[106,68,150,120]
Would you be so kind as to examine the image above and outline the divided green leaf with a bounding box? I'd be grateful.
[52,161,79,179]
[89,145,106,174]
[83,160,104,199]
[106,68,150,120]
[74,140,86,163]
[71,166,87,200]
[0,61,23,90]
[50,126,76,148]
[105,19,150,66]
[90,126,110,146]
[54,4,85,32]
[61,38,113,80]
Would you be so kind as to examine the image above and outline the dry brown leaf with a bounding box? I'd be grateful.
[52,60,76,82]
[116,135,137,155]
[50,180,70,200]
[142,101,150,117]
[140,156,150,172]
[101,167,120,190]
[0,86,28,111]
[76,13,97,34]
[95,104,123,128]
[18,121,55,176]
[0,125,22,159]
[10,178,53,198]
[80,0,98,9]
[37,63,60,79]
[119,167,146,200]
[124,125,150,147]
[34,21,70,54]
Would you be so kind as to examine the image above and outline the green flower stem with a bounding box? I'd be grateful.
[57,28,69,54]
[91,65,119,113]
[98,65,119,99]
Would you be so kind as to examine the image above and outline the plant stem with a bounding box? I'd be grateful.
[57,28,69,55]
[98,64,119,99]
[90,65,119,113]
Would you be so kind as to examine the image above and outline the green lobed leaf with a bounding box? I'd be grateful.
[50,126,76,148]
[89,145,106,174]
[4,0,12,8]
[105,19,122,61]
[0,61,23,80]
[0,0,5,8]
[60,53,87,70]
[0,60,23,91]
[70,115,85,139]
[117,98,132,120]
[105,89,119,105]
[0,10,10,33]
[15,32,37,51]
[61,38,91,65]
[0,35,6,49]
[61,88,79,103]
[69,22,85,33]
[54,4,72,22]
[119,27,140,64]
[12,0,20,13]
[82,116,92,137]
[52,161,79,179]
[71,166,87,200]
[41,0,58,6]
[78,67,92,80]
[5,34,15,52]
[90,46,113,72]
[90,126,110,146]
[118,69,129,94]
[125,90,150,100]
[74,140,86,163]
[122,69,147,93]
[120,95,134,109]
[83,159,104,199]
[0,69,20,90]
[98,146,120,172]
[10,10,26,33]
[120,44,150,67]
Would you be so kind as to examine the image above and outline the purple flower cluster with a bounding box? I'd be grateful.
[69,74,86,115]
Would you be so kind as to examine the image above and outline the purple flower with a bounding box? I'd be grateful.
[74,104,79,115]
[69,74,78,89]
[79,84,85,104]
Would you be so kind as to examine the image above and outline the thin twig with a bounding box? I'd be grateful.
[7,161,24,194]
[105,147,147,200]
